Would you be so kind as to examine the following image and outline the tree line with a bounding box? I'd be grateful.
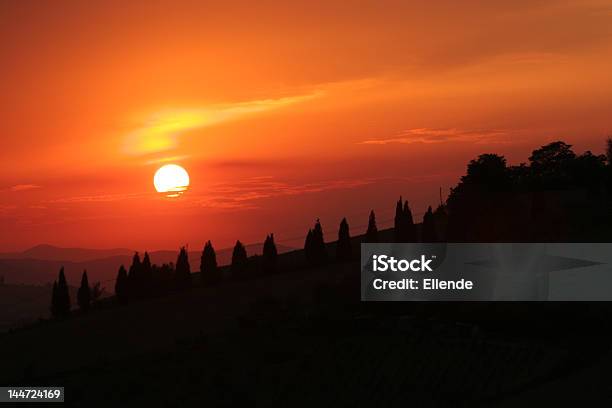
[50,198,442,315]
[446,139,612,241]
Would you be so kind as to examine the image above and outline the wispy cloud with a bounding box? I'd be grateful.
[359,128,510,145]
[123,92,321,156]
[193,176,378,210]
[48,192,145,204]
[3,184,41,192]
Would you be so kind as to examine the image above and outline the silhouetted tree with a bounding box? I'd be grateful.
[231,240,248,277]
[446,154,511,241]
[141,252,153,296]
[175,246,192,289]
[306,219,327,265]
[336,217,352,261]
[263,234,278,273]
[365,210,378,243]
[394,197,403,240]
[422,206,437,242]
[304,229,314,262]
[115,265,128,304]
[464,154,510,191]
[571,151,606,193]
[77,270,91,311]
[201,241,220,283]
[403,201,416,241]
[51,267,70,317]
[394,197,416,242]
[529,141,576,189]
[127,252,141,298]
[606,137,612,165]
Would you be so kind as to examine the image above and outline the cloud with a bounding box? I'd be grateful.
[359,128,510,145]
[123,92,321,156]
[193,176,378,210]
[5,184,41,192]
[48,193,145,204]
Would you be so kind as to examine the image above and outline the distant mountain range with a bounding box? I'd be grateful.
[0,244,134,262]
[0,243,295,286]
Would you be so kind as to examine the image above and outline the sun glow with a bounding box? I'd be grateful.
[153,164,190,197]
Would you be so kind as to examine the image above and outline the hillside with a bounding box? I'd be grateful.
[0,284,80,333]
[1,226,611,406]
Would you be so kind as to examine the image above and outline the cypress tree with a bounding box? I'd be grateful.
[231,240,248,277]
[262,234,278,273]
[201,241,220,283]
[141,252,153,296]
[336,217,352,261]
[55,267,70,316]
[304,229,314,263]
[422,206,438,242]
[306,219,327,266]
[394,198,416,242]
[394,197,404,241]
[314,219,327,262]
[175,246,192,289]
[403,200,416,242]
[365,210,379,243]
[77,270,91,311]
[115,265,128,304]
[128,252,141,297]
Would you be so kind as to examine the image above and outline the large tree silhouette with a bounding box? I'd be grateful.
[446,153,511,241]
[77,270,91,311]
[464,154,510,191]
[445,141,612,242]
[336,217,352,261]
[528,141,576,189]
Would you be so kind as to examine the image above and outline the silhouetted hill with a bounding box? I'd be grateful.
[0,244,134,262]
[1,227,609,406]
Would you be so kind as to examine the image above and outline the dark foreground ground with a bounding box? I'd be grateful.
[1,254,612,407]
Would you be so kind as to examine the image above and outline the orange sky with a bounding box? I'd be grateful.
[1,0,612,251]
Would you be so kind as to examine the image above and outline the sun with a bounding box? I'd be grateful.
[154,164,190,197]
